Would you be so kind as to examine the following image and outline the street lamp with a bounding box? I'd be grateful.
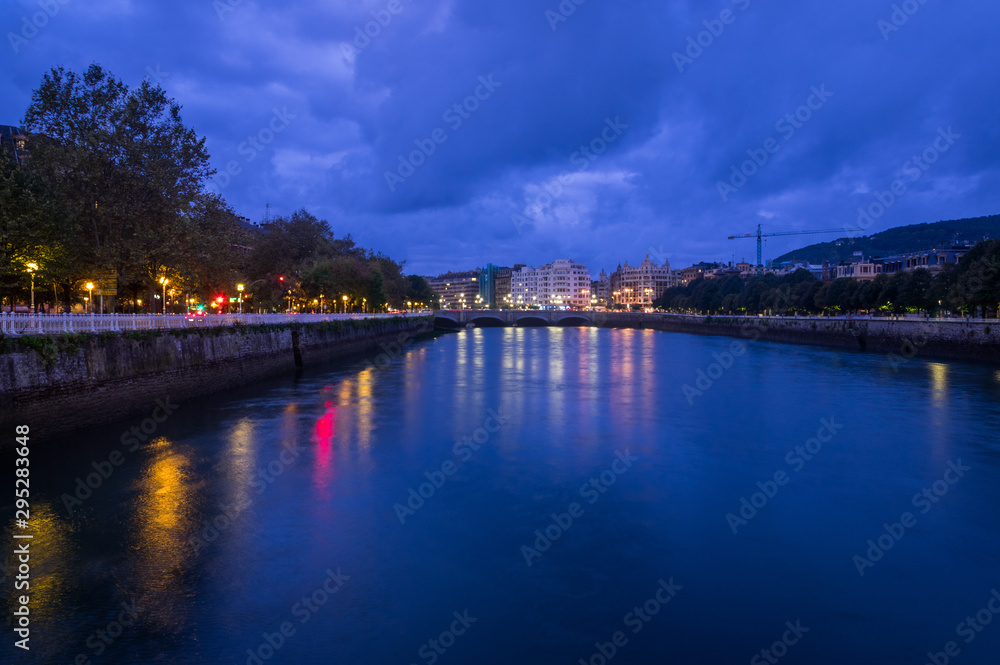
[237,283,244,314]
[85,282,94,313]
[26,262,37,313]
[159,277,169,314]
[342,294,348,313]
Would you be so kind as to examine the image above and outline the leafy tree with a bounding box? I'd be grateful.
[23,64,212,310]
[852,274,888,312]
[0,148,72,309]
[947,239,1000,315]
[404,275,437,308]
[369,253,407,309]
[900,268,935,312]
[814,278,857,314]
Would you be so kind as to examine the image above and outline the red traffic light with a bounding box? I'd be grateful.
[215,296,224,304]
[279,276,285,282]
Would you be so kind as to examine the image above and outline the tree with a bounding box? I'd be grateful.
[948,239,1000,316]
[0,148,71,309]
[852,274,888,312]
[369,252,407,309]
[405,275,438,308]
[814,278,856,314]
[900,268,935,313]
[23,64,213,310]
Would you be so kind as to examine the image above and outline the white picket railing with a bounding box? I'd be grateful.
[0,312,430,336]
[660,313,994,324]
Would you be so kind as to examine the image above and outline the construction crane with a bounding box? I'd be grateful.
[728,224,856,276]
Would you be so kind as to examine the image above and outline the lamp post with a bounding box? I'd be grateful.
[159,277,169,314]
[85,282,94,313]
[26,262,37,313]
[342,294,348,313]
[237,284,244,314]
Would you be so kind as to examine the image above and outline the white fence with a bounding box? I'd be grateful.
[662,313,994,324]
[0,312,429,336]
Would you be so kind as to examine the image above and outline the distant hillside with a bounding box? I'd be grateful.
[773,215,999,265]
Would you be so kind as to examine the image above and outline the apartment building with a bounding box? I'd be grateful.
[512,259,591,309]
[609,255,676,307]
[427,270,482,308]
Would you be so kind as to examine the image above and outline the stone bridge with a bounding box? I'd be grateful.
[434,309,615,327]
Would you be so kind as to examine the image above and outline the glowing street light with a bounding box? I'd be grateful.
[342,294,348,313]
[26,262,37,312]
[85,281,95,313]
[237,283,244,314]
[159,277,169,314]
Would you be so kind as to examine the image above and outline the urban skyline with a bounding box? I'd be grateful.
[418,236,984,310]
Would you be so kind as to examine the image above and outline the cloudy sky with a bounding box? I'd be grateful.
[2,0,998,276]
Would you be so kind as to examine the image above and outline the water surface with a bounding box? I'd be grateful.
[4,328,1000,664]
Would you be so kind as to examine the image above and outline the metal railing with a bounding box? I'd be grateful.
[0,312,429,336]
[656,313,994,324]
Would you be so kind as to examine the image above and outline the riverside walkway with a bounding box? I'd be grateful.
[0,311,429,336]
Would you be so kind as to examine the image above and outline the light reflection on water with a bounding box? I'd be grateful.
[10,328,1000,665]
[129,438,199,632]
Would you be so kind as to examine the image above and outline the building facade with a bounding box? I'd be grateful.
[478,264,514,308]
[427,270,482,309]
[680,262,724,286]
[831,247,972,282]
[878,247,971,276]
[591,270,610,308]
[0,125,27,166]
[608,255,675,307]
[835,260,882,281]
[512,259,591,309]
[495,267,513,308]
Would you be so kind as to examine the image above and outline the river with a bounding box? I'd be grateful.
[4,327,1000,664]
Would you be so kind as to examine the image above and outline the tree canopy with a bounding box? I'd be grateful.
[1,64,419,313]
[654,247,1000,317]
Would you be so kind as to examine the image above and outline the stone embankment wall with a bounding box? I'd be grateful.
[599,313,1000,364]
[0,317,432,439]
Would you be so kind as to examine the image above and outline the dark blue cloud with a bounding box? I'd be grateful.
[2,0,997,275]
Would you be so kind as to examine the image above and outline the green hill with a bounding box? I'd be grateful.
[773,215,1000,265]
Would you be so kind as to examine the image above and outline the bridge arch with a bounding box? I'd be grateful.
[468,315,507,328]
[513,315,549,327]
[433,314,462,328]
[555,315,591,327]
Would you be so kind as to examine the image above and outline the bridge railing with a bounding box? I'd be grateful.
[431,310,996,326]
[655,313,994,324]
[0,312,429,336]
